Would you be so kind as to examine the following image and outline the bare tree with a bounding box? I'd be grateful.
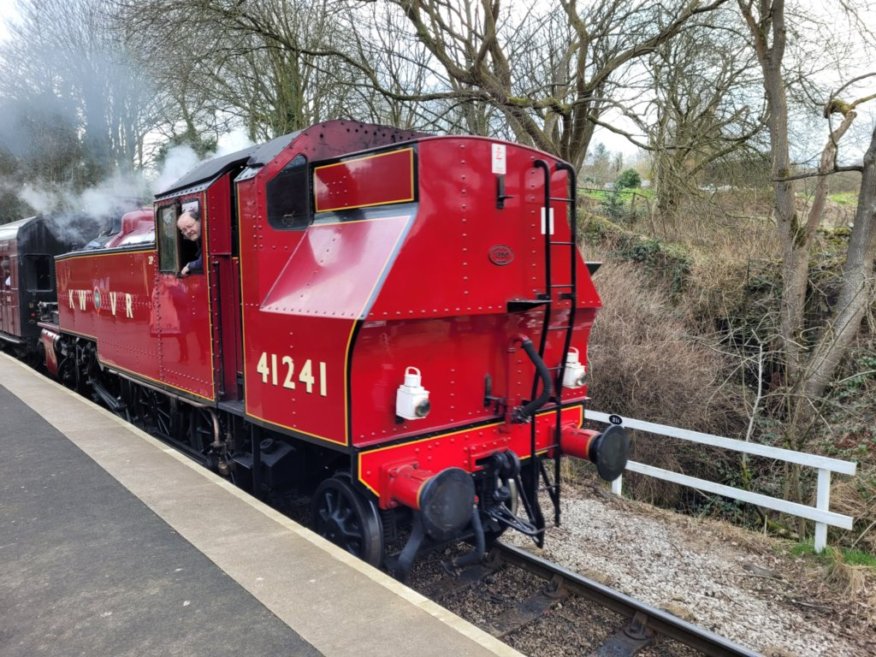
[737,0,809,387]
[0,0,160,187]
[141,1,730,165]
[646,9,762,228]
[380,0,730,169]
[738,1,876,508]
[120,0,382,141]
[340,4,461,131]
[794,85,876,419]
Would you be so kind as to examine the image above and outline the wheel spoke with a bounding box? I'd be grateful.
[311,476,384,567]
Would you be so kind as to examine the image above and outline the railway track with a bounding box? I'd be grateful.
[410,541,761,657]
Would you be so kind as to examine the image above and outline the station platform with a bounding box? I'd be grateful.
[0,353,523,657]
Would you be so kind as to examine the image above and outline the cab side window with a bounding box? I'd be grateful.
[267,154,311,230]
[158,202,202,274]
[176,203,202,274]
[158,205,180,273]
[1,256,10,288]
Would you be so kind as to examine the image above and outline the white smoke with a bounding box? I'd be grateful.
[151,144,200,194]
[11,127,257,232]
[15,171,148,245]
[18,184,56,216]
[215,128,254,157]
[149,128,254,194]
[19,170,148,219]
[81,172,149,215]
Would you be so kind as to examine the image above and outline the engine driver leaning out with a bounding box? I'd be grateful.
[176,210,202,277]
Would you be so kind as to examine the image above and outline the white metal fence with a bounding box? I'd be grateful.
[585,410,858,552]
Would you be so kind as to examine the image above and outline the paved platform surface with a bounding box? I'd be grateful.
[0,353,523,657]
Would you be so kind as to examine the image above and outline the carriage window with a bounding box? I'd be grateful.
[267,154,311,230]
[158,205,180,273]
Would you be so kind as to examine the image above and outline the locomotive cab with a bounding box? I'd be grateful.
[149,143,278,404]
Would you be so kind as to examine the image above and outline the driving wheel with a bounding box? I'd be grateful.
[311,475,384,567]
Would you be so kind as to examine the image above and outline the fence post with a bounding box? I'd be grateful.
[814,468,831,552]
[611,475,623,496]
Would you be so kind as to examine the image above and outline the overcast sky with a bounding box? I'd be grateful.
[0,0,870,163]
[0,0,16,42]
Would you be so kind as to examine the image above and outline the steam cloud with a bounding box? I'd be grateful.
[215,128,254,157]
[19,171,150,218]
[151,128,255,194]
[6,127,256,245]
[152,145,200,195]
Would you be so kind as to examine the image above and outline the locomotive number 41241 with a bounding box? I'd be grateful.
[256,352,328,397]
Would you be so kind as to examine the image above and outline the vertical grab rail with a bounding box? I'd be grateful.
[529,160,553,544]
[527,160,580,531]
[546,161,579,525]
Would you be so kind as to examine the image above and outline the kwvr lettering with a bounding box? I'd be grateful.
[66,288,135,320]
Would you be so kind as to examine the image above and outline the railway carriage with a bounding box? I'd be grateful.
[41,120,629,575]
[0,214,98,359]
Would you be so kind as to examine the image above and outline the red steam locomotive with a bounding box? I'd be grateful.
[33,120,628,575]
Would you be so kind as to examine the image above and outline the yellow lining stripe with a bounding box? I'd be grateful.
[199,193,217,400]
[314,148,414,213]
[356,405,584,496]
[57,248,154,261]
[53,325,216,402]
[343,213,413,444]
[245,410,345,445]
[99,356,215,403]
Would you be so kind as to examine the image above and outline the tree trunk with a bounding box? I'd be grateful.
[800,120,876,403]
[761,59,810,390]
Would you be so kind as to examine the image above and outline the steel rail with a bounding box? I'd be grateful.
[494,542,762,657]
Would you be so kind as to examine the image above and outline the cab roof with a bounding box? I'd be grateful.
[155,131,303,200]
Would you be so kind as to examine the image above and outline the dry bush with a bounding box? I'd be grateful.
[659,196,782,329]
[830,474,876,554]
[585,261,748,504]
[588,260,742,429]
[819,330,876,553]
[644,188,779,253]
[816,547,876,627]
[681,253,757,329]
[823,548,869,596]
[580,209,781,332]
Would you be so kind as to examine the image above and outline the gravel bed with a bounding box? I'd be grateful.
[507,483,874,657]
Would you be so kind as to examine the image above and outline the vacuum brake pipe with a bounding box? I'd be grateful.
[512,335,553,423]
